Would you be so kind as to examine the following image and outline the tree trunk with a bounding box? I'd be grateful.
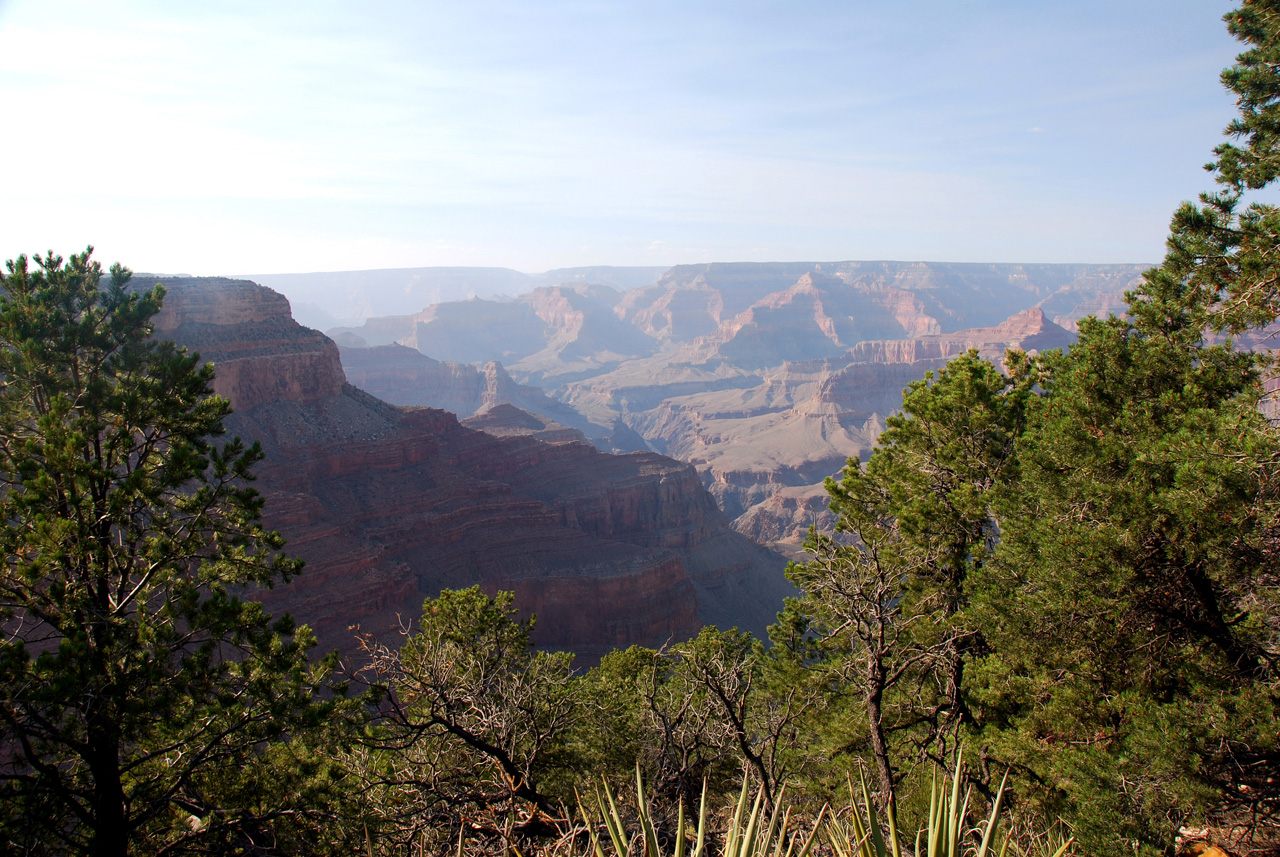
[87,719,128,857]
[864,656,897,817]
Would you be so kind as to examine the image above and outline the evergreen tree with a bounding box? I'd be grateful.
[351,587,578,851]
[0,250,334,856]
[965,4,1280,841]
[795,8,1280,839]
[969,267,1280,854]
[1171,0,1280,334]
[788,353,1030,811]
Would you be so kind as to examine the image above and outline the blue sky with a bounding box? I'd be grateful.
[0,0,1242,274]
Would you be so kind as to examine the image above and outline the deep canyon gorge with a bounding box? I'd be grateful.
[146,261,1147,657]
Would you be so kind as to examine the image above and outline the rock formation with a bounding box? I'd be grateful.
[461,404,590,444]
[613,261,1142,341]
[333,283,661,384]
[151,276,346,412]
[337,343,633,449]
[144,275,792,660]
[323,261,1142,556]
[247,265,667,329]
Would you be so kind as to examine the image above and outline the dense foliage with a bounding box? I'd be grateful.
[5,3,1280,856]
[0,252,342,856]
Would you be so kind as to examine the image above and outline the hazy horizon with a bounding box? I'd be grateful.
[1,0,1239,275]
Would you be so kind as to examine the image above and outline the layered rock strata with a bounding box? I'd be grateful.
[151,276,346,412]
[309,261,1144,555]
[331,283,659,386]
[338,343,620,446]
[557,288,1081,554]
[146,276,791,659]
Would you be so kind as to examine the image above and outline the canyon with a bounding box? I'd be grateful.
[147,275,792,661]
[330,261,1146,555]
[248,265,668,331]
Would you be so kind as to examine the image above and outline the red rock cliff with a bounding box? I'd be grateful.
[150,276,790,659]
[146,275,346,411]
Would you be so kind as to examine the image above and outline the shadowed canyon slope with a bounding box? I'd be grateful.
[147,275,792,660]
[332,261,1145,554]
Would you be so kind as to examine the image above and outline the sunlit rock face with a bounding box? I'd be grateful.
[331,261,1140,557]
[148,275,792,661]
[147,275,347,412]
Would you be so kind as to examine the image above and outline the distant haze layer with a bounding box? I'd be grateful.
[323,259,1151,555]
[245,266,668,329]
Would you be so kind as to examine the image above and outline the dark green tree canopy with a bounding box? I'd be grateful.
[959,6,1280,845]
[0,249,331,857]
[1156,0,1280,332]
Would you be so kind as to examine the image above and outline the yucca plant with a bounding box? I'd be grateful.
[717,777,824,857]
[824,769,901,857]
[580,765,822,857]
[918,755,1007,857]
[826,753,1074,857]
[580,755,1073,857]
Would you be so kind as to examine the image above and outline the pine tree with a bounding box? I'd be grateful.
[969,279,1280,852]
[0,250,333,856]
[788,352,1030,811]
[1173,0,1280,333]
[965,4,1280,841]
[794,7,1280,848]
[350,587,577,850]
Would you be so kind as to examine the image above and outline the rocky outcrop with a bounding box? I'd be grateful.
[461,404,590,444]
[610,261,1140,342]
[146,275,346,412]
[339,344,616,446]
[509,285,661,385]
[234,395,722,659]
[556,304,1079,552]
[845,308,1072,366]
[732,487,836,561]
[330,283,660,385]
[150,276,791,660]
[339,343,487,415]
[328,261,1144,555]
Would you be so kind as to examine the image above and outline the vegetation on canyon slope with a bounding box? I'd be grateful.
[4,1,1280,855]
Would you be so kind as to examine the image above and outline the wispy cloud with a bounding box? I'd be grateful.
[0,0,1241,273]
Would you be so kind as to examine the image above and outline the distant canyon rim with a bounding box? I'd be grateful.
[306,260,1148,559]
[142,260,1162,656]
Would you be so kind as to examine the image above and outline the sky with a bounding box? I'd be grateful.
[0,0,1245,275]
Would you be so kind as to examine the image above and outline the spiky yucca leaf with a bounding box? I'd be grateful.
[580,769,817,857]
[826,770,902,857]
[574,754,1069,857]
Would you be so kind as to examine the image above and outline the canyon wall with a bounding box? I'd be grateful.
[150,276,347,412]
[149,276,792,661]
[328,262,1143,555]
[338,343,621,446]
